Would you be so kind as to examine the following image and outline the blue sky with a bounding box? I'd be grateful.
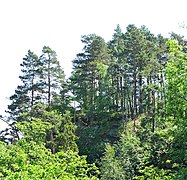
[0,0,187,129]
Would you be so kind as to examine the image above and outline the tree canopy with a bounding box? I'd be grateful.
[0,24,186,179]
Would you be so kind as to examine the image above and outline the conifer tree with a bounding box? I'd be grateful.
[71,34,110,124]
[4,47,66,143]
[7,50,43,122]
[39,46,65,107]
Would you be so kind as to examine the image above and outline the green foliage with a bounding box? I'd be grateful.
[174,168,187,180]
[3,46,66,143]
[101,132,145,179]
[165,39,187,167]
[18,103,78,153]
[17,116,52,144]
[77,117,122,163]
[136,165,174,179]
[7,50,42,121]
[100,144,126,180]
[0,140,99,179]
[71,34,111,123]
[166,39,187,120]
[1,25,187,180]
[101,109,186,179]
[40,46,65,106]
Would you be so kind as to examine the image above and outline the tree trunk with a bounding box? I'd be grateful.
[31,76,34,107]
[90,72,95,122]
[120,76,125,127]
[139,74,143,115]
[48,54,51,107]
[152,90,156,133]
[133,65,137,131]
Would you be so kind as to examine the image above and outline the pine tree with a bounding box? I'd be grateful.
[108,25,125,113]
[71,34,110,124]
[7,50,42,121]
[4,47,66,143]
[39,46,65,107]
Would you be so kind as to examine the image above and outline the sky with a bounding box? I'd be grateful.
[0,0,187,129]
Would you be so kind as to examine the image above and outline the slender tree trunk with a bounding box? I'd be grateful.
[116,76,119,112]
[161,72,166,118]
[128,92,133,119]
[90,71,95,122]
[31,76,34,107]
[139,74,143,115]
[133,64,137,131]
[152,89,156,133]
[124,75,129,131]
[120,76,125,127]
[147,77,151,114]
[111,77,115,111]
[48,54,51,107]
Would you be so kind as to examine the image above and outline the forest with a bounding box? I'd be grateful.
[0,24,186,179]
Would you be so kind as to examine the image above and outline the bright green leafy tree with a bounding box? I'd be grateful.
[0,140,99,179]
[18,103,78,153]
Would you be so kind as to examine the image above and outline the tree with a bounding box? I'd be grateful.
[166,39,187,120]
[3,47,66,143]
[108,25,125,114]
[165,39,187,166]
[101,132,145,179]
[0,139,99,179]
[18,103,78,153]
[7,50,42,121]
[39,46,65,107]
[70,34,113,162]
[71,34,110,124]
